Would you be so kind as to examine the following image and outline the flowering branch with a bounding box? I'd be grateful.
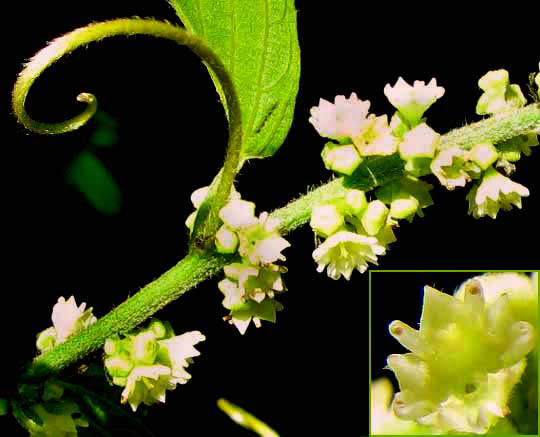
[19,100,540,383]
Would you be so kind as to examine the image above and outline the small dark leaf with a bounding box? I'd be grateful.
[66,151,122,215]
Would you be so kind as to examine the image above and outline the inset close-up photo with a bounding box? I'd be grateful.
[370,271,538,435]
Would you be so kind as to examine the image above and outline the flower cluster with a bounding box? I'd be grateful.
[104,319,205,411]
[385,273,538,434]
[309,79,442,279]
[36,296,97,354]
[187,186,290,334]
[217,198,290,334]
[309,71,537,280]
[310,191,395,280]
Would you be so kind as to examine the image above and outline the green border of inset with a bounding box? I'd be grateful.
[368,269,539,436]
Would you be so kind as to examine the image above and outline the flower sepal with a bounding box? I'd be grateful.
[376,175,433,222]
[224,298,284,335]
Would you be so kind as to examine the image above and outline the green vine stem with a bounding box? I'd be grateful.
[20,101,540,382]
[440,103,540,149]
[12,18,242,243]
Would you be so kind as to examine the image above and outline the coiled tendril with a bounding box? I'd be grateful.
[12,18,242,241]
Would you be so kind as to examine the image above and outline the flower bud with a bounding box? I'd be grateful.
[469,143,498,170]
[310,204,344,237]
[344,189,368,216]
[36,327,57,354]
[321,142,362,175]
[215,225,239,254]
[390,197,419,220]
[360,201,388,236]
[219,199,258,229]
[399,123,439,160]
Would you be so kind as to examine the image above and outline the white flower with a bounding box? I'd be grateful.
[106,322,205,412]
[238,212,290,265]
[222,263,285,303]
[430,147,470,190]
[219,199,258,229]
[186,185,241,231]
[353,114,398,156]
[466,167,529,218]
[309,93,371,141]
[51,296,97,344]
[313,231,385,280]
[158,331,206,384]
[384,78,444,126]
[120,365,173,411]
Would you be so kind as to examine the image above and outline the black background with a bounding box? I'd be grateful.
[3,1,540,436]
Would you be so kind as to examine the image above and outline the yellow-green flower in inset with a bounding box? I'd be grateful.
[466,167,529,219]
[386,281,536,434]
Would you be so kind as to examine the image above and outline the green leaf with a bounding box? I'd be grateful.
[0,398,8,416]
[66,151,122,216]
[169,0,301,160]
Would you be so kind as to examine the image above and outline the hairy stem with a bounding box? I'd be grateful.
[23,251,231,381]
[440,103,540,149]
[12,17,242,249]
[20,101,540,383]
